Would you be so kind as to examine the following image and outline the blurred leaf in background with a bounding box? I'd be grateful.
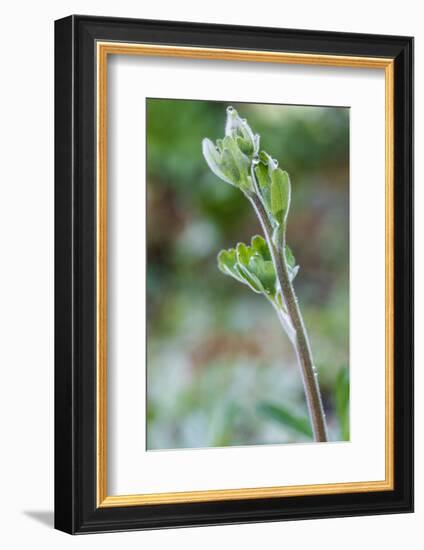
[146,98,349,450]
[334,365,350,440]
[257,402,313,439]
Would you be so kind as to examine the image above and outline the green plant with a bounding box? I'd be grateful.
[202,106,328,442]
[334,366,350,440]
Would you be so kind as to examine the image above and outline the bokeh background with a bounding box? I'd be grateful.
[146,99,349,450]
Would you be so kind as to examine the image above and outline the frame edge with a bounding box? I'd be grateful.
[54,14,77,535]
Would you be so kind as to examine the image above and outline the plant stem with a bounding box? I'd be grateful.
[248,192,328,442]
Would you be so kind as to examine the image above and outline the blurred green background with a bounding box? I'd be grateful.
[146,99,349,449]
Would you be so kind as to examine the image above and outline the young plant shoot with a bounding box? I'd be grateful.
[202,106,328,442]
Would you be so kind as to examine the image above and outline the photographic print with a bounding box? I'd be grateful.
[55,17,413,533]
[146,99,350,450]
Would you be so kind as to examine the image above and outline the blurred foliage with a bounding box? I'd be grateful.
[257,402,313,439]
[146,99,349,449]
[334,366,350,440]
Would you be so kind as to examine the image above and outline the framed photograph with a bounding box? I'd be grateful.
[54,15,413,534]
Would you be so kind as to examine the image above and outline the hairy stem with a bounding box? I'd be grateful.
[248,192,328,442]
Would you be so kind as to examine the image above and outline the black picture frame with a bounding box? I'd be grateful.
[55,14,413,534]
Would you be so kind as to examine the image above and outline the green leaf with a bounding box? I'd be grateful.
[251,235,271,261]
[235,264,263,293]
[217,248,240,279]
[225,106,259,156]
[259,150,269,164]
[217,238,276,296]
[247,255,276,295]
[236,242,254,267]
[202,131,253,191]
[202,138,234,186]
[258,150,278,173]
[236,136,254,156]
[221,149,241,184]
[258,402,313,438]
[203,108,260,191]
[270,169,291,224]
[222,136,251,191]
[235,244,264,293]
[218,247,263,293]
[335,366,350,440]
[254,163,272,211]
[285,245,295,268]
[254,163,270,190]
[283,245,300,281]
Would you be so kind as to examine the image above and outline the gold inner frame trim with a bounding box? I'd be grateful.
[96,42,395,508]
